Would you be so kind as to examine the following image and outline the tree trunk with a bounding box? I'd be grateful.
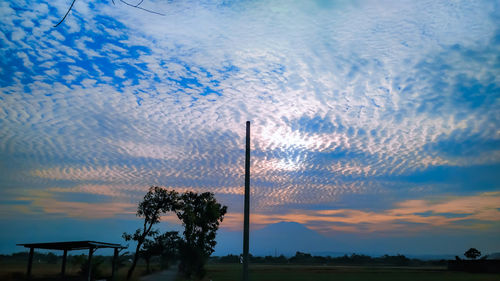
[126,242,142,280]
[146,257,151,273]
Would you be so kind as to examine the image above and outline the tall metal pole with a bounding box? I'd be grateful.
[243,121,251,281]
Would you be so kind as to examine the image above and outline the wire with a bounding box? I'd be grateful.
[54,0,77,27]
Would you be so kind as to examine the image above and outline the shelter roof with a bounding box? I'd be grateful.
[17,241,125,251]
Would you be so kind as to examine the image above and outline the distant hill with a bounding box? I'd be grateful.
[214,221,491,259]
[486,252,500,259]
[405,254,456,260]
[250,221,337,256]
[215,221,339,257]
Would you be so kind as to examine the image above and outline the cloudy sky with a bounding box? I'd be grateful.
[1,0,499,255]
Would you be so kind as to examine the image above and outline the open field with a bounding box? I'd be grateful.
[3,261,500,281]
[0,260,150,281]
[188,264,500,281]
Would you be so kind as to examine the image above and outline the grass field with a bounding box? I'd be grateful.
[0,260,148,281]
[3,261,500,281]
[192,264,500,281]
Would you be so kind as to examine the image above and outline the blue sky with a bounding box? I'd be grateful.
[1,0,499,255]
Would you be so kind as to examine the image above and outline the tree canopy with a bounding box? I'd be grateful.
[176,191,228,278]
[464,248,481,260]
[124,187,227,279]
[122,186,179,280]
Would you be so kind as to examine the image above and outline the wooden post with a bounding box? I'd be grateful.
[111,248,119,280]
[243,121,251,281]
[87,248,94,281]
[27,247,34,279]
[61,249,68,278]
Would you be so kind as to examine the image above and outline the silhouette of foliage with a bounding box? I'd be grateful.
[140,231,180,272]
[156,231,181,269]
[140,237,160,274]
[289,251,313,263]
[212,252,416,266]
[464,248,481,260]
[216,254,240,263]
[175,191,227,278]
[79,256,105,279]
[264,254,288,264]
[69,254,105,280]
[46,252,57,264]
[124,188,227,279]
[122,186,179,280]
[70,254,87,268]
[116,250,131,271]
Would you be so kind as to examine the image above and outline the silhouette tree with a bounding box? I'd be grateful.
[175,191,227,278]
[46,252,58,264]
[290,251,313,263]
[140,235,160,274]
[140,231,180,272]
[156,231,181,269]
[464,248,481,260]
[122,186,179,280]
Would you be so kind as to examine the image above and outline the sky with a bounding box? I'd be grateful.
[1,0,499,256]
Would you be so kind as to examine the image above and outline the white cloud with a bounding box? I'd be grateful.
[114,68,126,79]
[0,0,498,227]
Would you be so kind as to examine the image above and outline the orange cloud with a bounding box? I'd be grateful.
[34,199,136,218]
[219,192,500,234]
[8,188,500,236]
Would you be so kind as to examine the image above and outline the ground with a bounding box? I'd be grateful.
[140,263,178,281]
[0,259,145,281]
[2,261,500,281]
[185,264,500,281]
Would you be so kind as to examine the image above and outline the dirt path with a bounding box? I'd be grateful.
[140,265,178,281]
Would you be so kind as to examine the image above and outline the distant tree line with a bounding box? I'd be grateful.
[210,252,448,267]
[449,248,500,273]
[0,252,113,264]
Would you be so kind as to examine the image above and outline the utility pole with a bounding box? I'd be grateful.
[243,121,251,281]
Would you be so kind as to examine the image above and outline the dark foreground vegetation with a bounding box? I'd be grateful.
[197,264,500,281]
[210,251,500,274]
[448,259,500,273]
[122,186,227,279]
[3,251,500,281]
[2,186,228,281]
[211,252,446,266]
[0,252,137,281]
